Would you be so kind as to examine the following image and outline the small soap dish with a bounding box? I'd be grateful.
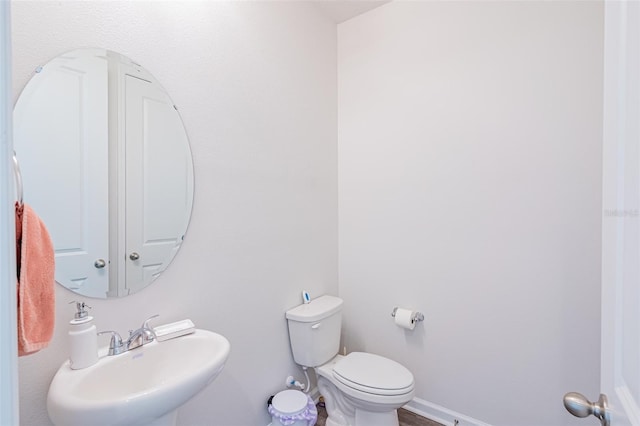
[153,319,195,342]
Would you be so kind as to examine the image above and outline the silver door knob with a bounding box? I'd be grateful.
[129,252,140,261]
[94,259,106,269]
[563,392,609,426]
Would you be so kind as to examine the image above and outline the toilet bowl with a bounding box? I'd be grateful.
[316,353,414,426]
[285,295,415,426]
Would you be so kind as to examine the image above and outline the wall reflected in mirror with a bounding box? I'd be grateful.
[13,48,195,299]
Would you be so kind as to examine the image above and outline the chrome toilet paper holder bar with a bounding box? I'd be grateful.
[391,307,424,324]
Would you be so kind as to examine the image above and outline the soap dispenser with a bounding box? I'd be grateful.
[69,301,98,370]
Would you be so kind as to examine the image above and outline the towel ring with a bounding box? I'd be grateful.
[12,151,23,207]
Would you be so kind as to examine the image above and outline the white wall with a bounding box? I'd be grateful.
[338,2,603,425]
[11,2,337,425]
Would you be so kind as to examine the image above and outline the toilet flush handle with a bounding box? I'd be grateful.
[311,323,321,330]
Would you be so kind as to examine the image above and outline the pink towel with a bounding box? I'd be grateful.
[15,202,55,356]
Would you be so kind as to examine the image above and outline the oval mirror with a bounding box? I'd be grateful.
[13,48,195,298]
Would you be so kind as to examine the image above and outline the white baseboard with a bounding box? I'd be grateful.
[403,397,492,426]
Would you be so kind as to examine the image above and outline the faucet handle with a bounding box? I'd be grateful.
[142,314,159,329]
[98,331,124,355]
[140,315,159,344]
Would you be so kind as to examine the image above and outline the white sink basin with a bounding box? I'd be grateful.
[47,329,230,426]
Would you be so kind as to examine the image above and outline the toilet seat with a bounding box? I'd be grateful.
[332,352,414,396]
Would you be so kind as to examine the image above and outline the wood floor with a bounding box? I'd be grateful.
[315,403,443,426]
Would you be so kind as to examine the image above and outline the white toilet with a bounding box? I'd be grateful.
[285,295,415,426]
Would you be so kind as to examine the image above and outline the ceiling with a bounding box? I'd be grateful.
[312,1,390,24]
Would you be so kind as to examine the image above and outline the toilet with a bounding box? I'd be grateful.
[285,295,415,426]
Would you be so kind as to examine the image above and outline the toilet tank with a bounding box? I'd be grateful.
[285,295,343,367]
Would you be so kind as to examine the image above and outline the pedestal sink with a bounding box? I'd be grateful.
[47,329,230,426]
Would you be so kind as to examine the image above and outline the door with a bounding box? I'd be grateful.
[566,2,640,425]
[0,2,19,424]
[600,1,640,424]
[124,73,190,293]
[13,49,109,298]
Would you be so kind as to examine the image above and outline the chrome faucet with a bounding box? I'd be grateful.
[98,314,159,356]
[126,314,159,350]
[97,330,125,355]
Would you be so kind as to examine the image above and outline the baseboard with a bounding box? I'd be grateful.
[403,397,492,426]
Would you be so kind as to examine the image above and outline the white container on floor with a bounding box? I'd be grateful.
[269,390,313,426]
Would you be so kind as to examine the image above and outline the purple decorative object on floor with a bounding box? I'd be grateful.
[268,390,318,426]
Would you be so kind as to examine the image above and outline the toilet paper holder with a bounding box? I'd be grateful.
[391,307,424,324]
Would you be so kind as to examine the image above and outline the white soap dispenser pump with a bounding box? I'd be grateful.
[68,301,98,370]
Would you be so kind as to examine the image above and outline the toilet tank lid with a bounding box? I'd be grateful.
[285,295,343,322]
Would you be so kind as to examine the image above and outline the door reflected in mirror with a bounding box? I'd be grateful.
[13,48,195,298]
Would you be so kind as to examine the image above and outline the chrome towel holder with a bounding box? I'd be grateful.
[12,151,23,207]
